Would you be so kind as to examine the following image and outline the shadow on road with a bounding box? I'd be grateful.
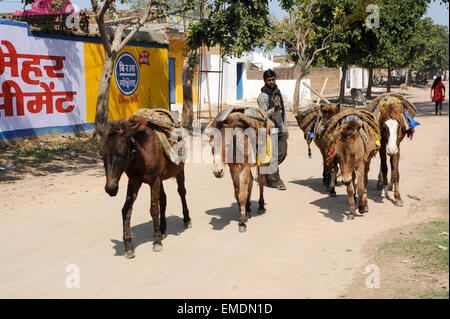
[110,215,189,256]
[290,177,329,195]
[291,177,384,222]
[205,201,264,230]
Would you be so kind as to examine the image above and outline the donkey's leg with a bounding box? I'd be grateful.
[150,177,163,252]
[377,150,383,190]
[390,152,403,207]
[176,169,192,228]
[230,165,250,232]
[329,162,337,197]
[246,169,253,219]
[257,167,267,214]
[357,164,368,214]
[122,178,142,259]
[346,181,356,220]
[159,182,167,237]
[322,157,328,186]
[363,161,370,212]
[379,146,389,198]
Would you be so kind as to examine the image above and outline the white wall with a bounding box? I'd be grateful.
[194,55,312,111]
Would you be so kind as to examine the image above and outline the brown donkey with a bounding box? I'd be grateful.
[207,116,272,233]
[334,119,371,220]
[97,118,191,258]
[376,102,414,207]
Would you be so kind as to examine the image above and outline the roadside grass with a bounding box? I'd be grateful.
[376,220,449,298]
[378,220,449,274]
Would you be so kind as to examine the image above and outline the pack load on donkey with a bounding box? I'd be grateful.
[129,108,185,164]
[209,106,275,165]
[365,93,420,133]
[322,108,381,165]
[295,104,354,158]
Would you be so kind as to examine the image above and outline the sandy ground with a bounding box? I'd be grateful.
[0,87,448,298]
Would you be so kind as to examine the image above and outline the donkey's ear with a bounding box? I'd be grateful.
[96,123,107,138]
[124,123,143,138]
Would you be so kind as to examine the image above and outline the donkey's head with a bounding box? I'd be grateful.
[207,120,227,178]
[379,103,405,156]
[334,119,364,186]
[321,103,341,121]
[97,119,143,196]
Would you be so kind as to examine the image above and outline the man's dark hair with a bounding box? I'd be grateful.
[263,69,276,80]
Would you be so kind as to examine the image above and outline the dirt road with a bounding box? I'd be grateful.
[0,90,448,298]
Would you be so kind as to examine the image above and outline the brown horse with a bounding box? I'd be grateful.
[315,103,342,196]
[97,118,191,258]
[334,119,371,219]
[207,117,270,233]
[376,102,414,207]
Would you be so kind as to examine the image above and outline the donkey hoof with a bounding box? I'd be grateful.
[239,225,247,233]
[365,205,369,213]
[347,214,355,220]
[388,184,393,191]
[246,211,252,219]
[330,191,337,197]
[153,242,163,252]
[124,250,135,259]
[184,220,192,229]
[258,208,266,215]
[394,200,403,207]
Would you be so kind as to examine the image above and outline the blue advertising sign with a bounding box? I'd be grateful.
[114,52,140,96]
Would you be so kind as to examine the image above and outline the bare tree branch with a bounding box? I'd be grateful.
[91,0,113,56]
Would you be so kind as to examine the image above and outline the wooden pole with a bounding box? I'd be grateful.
[315,77,328,105]
[302,81,331,104]
[204,53,212,120]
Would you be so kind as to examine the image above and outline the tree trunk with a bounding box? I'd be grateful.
[406,68,412,86]
[181,55,195,129]
[387,68,392,93]
[95,55,115,128]
[292,66,305,112]
[339,64,348,103]
[366,68,373,99]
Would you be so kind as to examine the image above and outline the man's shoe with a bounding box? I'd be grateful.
[273,181,286,190]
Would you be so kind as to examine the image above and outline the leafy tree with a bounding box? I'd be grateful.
[314,0,372,102]
[269,0,342,110]
[364,0,429,92]
[411,19,449,79]
[182,0,271,128]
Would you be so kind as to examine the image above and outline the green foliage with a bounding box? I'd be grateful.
[358,0,429,70]
[411,18,449,73]
[185,0,270,58]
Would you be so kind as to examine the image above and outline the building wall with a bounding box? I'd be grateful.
[0,20,169,139]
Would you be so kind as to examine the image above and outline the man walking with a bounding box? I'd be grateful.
[257,69,288,190]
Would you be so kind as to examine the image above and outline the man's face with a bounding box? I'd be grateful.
[264,76,276,89]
